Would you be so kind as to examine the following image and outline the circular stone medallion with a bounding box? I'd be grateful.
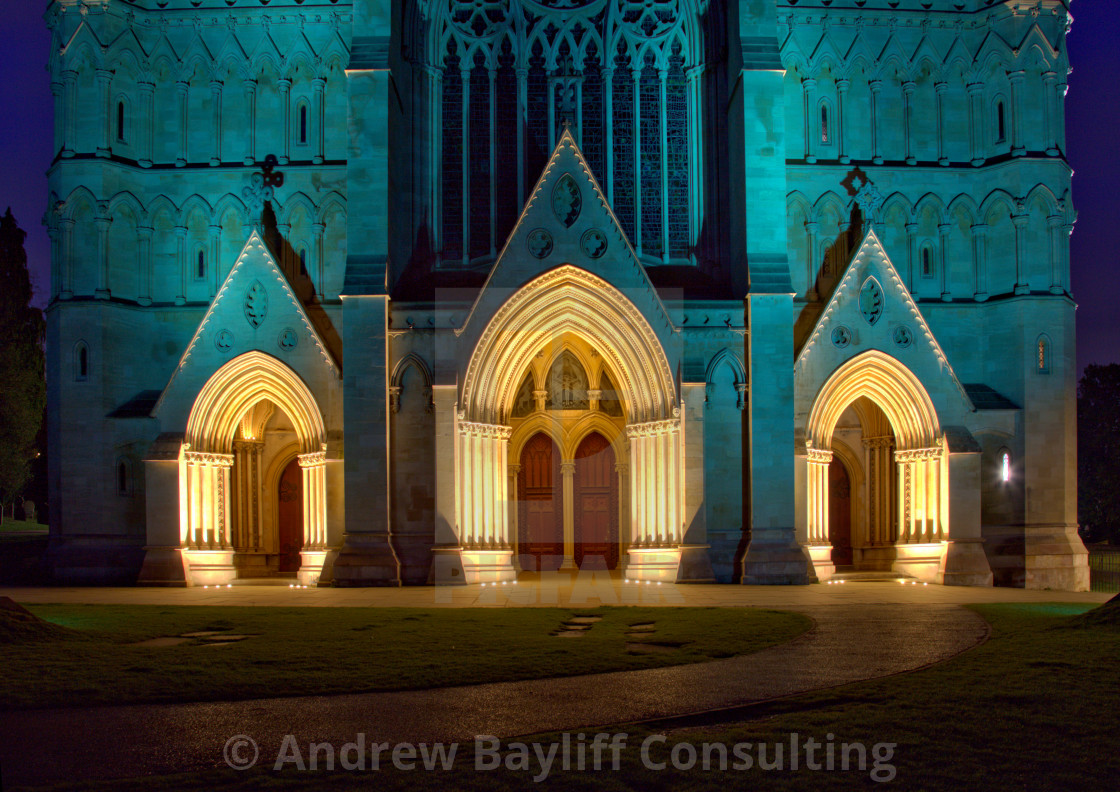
[527,228,554,259]
[831,325,852,349]
[581,228,608,259]
[278,327,299,352]
[892,325,913,348]
[214,329,234,353]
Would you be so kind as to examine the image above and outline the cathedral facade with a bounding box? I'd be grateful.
[44,0,1088,589]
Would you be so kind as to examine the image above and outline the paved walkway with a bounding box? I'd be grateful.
[0,582,1107,788]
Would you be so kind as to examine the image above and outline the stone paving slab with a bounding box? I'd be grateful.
[1,602,994,788]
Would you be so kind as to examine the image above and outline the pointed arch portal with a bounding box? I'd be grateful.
[458,266,682,581]
[179,351,329,585]
[803,350,949,582]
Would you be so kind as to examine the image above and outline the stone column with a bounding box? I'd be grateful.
[507,463,520,559]
[836,78,850,164]
[231,439,264,552]
[138,79,154,167]
[516,67,528,207]
[96,68,112,157]
[183,451,234,550]
[50,78,64,157]
[902,80,916,165]
[631,65,642,258]
[802,76,817,163]
[209,80,223,166]
[935,81,949,166]
[966,82,984,166]
[658,66,670,261]
[1055,80,1068,153]
[61,70,77,158]
[458,65,470,264]
[802,447,834,582]
[298,449,328,549]
[938,222,952,301]
[1043,71,1059,156]
[905,221,919,297]
[94,204,111,300]
[1012,209,1030,295]
[278,77,292,164]
[941,449,994,586]
[686,66,703,258]
[869,79,883,164]
[971,222,989,301]
[175,80,188,167]
[242,79,257,165]
[174,224,187,305]
[312,76,326,164]
[59,218,75,299]
[429,385,465,583]
[804,220,819,301]
[209,223,222,297]
[1008,70,1026,156]
[1048,215,1065,294]
[560,460,576,569]
[138,224,153,306]
[312,221,326,300]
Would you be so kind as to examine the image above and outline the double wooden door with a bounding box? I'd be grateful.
[516,431,619,571]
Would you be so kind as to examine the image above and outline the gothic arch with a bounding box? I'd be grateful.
[186,350,326,455]
[806,350,941,453]
[461,266,676,425]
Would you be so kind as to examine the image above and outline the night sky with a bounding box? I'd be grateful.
[2,1,1116,375]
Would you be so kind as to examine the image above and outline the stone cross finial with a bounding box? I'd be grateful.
[242,154,284,229]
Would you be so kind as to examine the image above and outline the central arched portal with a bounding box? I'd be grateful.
[459,266,681,582]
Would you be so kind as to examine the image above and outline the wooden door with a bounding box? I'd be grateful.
[574,432,618,570]
[829,456,853,567]
[278,457,303,573]
[517,433,563,571]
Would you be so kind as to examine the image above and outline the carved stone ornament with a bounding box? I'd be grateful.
[214,329,234,353]
[527,228,554,259]
[244,280,268,328]
[859,278,884,326]
[552,174,582,227]
[581,228,607,259]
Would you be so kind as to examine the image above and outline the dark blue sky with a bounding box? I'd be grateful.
[2,1,1116,374]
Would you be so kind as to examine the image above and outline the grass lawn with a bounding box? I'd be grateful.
[28,601,1120,792]
[0,519,48,534]
[2,604,809,710]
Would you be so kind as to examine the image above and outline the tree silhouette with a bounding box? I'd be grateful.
[1079,363,1120,544]
[0,208,45,516]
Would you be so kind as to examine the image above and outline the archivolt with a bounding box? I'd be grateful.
[186,351,326,455]
[807,350,940,452]
[462,266,675,425]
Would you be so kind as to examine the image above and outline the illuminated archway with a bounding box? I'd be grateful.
[179,351,328,585]
[459,266,681,581]
[804,350,947,581]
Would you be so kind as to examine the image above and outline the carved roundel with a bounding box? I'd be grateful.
[581,228,608,259]
[244,280,268,328]
[214,329,234,353]
[892,325,914,349]
[858,277,884,326]
[278,327,299,352]
[527,228,554,259]
[552,174,582,228]
[831,325,852,349]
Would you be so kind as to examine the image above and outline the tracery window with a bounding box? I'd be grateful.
[422,0,703,267]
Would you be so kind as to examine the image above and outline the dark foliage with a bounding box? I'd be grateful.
[1078,363,1120,544]
[0,208,45,511]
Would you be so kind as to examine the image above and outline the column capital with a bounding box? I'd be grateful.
[560,461,576,475]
